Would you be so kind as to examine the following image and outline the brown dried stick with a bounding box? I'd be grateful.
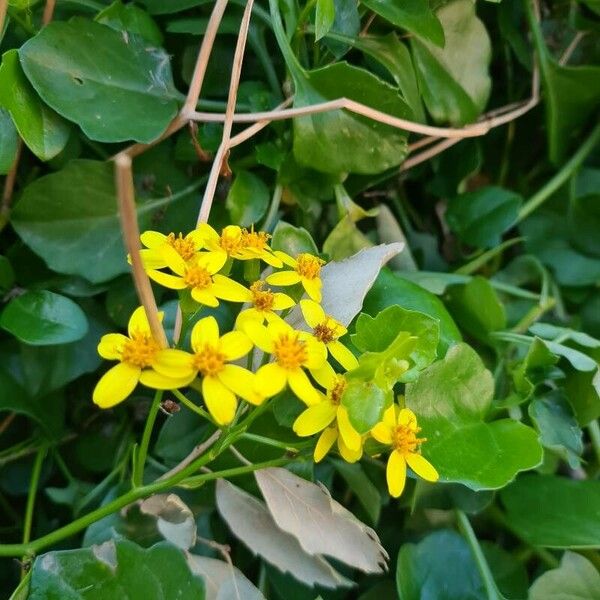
[0,0,7,35]
[114,154,168,348]
[42,0,55,25]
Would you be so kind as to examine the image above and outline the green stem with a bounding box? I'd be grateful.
[262,184,283,232]
[517,122,600,222]
[172,389,214,423]
[134,391,163,487]
[268,0,306,80]
[455,510,503,600]
[22,445,47,547]
[250,29,282,98]
[454,238,523,275]
[241,432,308,451]
[588,420,600,465]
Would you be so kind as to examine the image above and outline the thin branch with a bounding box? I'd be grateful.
[197,0,256,226]
[559,31,585,66]
[42,0,56,25]
[0,139,23,231]
[0,0,8,36]
[158,430,221,481]
[114,154,167,348]
[228,97,293,148]
[400,138,461,172]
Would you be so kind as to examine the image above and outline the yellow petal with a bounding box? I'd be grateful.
[191,316,219,351]
[265,271,302,286]
[93,363,140,409]
[328,340,359,371]
[152,349,195,378]
[255,363,286,398]
[161,244,187,274]
[218,364,263,405]
[271,293,295,310]
[235,308,263,330]
[303,336,327,370]
[186,229,206,249]
[243,321,273,353]
[383,404,399,428]
[260,251,283,268]
[293,402,337,436]
[195,223,219,243]
[314,427,337,463]
[127,306,164,336]
[387,450,407,498]
[310,361,336,389]
[336,405,362,452]
[196,251,227,274]
[202,376,237,425]
[302,277,322,302]
[288,368,321,406]
[338,435,363,463]
[147,269,187,290]
[97,333,127,360]
[191,288,220,307]
[300,299,325,329]
[140,248,168,269]
[139,369,195,390]
[140,230,166,249]
[398,407,418,430]
[371,422,393,445]
[211,275,252,302]
[273,250,297,268]
[220,331,253,360]
[406,453,439,482]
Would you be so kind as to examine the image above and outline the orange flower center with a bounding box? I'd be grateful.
[184,265,212,289]
[192,345,226,377]
[121,333,159,368]
[392,424,426,455]
[219,231,244,255]
[329,376,347,406]
[242,229,270,250]
[250,281,275,312]
[167,232,197,261]
[313,319,338,344]
[273,333,307,370]
[295,254,324,280]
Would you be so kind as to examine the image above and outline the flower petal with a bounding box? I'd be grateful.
[220,331,253,360]
[406,453,439,482]
[152,349,195,378]
[191,316,220,351]
[97,333,127,360]
[314,427,337,463]
[387,450,407,498]
[218,364,263,405]
[336,405,362,452]
[147,269,187,290]
[161,244,187,274]
[211,275,252,302]
[127,306,163,336]
[338,435,363,463]
[197,251,228,274]
[371,422,392,445]
[260,251,283,268]
[93,363,140,409]
[203,376,237,425]
[265,271,301,286]
[140,248,168,269]
[140,230,167,249]
[243,321,273,353]
[328,340,359,371]
[293,401,337,436]
[255,363,286,398]
[271,293,295,310]
[398,407,418,430]
[302,277,322,302]
[186,229,206,249]
[191,288,220,307]
[383,404,399,428]
[310,361,336,389]
[139,369,195,390]
[300,299,325,329]
[195,223,219,243]
[288,368,321,406]
[303,337,327,370]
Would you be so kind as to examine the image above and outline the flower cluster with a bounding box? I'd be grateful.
[93,224,437,497]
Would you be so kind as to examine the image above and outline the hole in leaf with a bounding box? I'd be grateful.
[73,76,84,85]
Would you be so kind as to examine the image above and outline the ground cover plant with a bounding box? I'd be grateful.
[0,0,599,597]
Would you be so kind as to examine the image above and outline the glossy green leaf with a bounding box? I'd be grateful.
[568,169,600,257]
[363,268,462,356]
[0,108,18,174]
[29,539,206,598]
[361,0,444,47]
[315,0,335,41]
[96,0,164,45]
[500,475,600,548]
[323,0,360,58]
[530,552,600,599]
[341,380,386,434]
[565,368,600,426]
[0,50,70,161]
[411,0,491,125]
[226,170,270,227]
[271,221,318,256]
[19,19,178,143]
[0,290,88,346]
[406,344,543,490]
[446,187,522,248]
[512,337,559,401]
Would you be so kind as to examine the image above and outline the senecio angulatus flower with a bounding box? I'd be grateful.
[93,223,439,501]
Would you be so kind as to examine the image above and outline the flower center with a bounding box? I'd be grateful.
[121,333,159,368]
[313,320,338,344]
[242,229,270,250]
[295,254,324,280]
[219,231,244,255]
[167,232,196,261]
[184,265,212,289]
[192,345,226,377]
[329,376,347,406]
[273,333,307,370]
[391,424,427,455]
[250,281,275,312]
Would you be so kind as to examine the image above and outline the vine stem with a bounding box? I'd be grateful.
[588,420,600,465]
[171,389,213,422]
[455,510,503,600]
[22,445,47,548]
[133,391,163,487]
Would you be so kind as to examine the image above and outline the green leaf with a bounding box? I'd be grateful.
[226,171,270,227]
[363,268,462,356]
[96,0,164,45]
[445,277,506,344]
[446,187,523,248]
[11,160,193,284]
[406,344,542,490]
[361,0,444,47]
[500,475,600,548]
[271,221,318,255]
[565,368,600,426]
[333,460,381,525]
[323,0,360,58]
[0,255,15,291]
[0,290,88,346]
[512,337,559,401]
[411,0,491,125]
[0,108,18,174]
[315,0,335,41]
[29,539,206,598]
[19,18,178,143]
[341,380,387,434]
[568,169,600,257]
[528,391,583,469]
[530,552,600,599]
[292,62,412,174]
[0,50,70,161]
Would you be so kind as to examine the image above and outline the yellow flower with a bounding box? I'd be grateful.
[266,252,325,302]
[371,405,438,498]
[153,316,261,425]
[300,300,358,371]
[93,307,188,409]
[235,281,295,328]
[293,371,363,463]
[147,251,249,307]
[139,230,205,269]
[244,318,327,405]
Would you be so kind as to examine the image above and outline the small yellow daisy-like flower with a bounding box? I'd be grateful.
[266,252,325,302]
[300,300,358,371]
[153,316,261,425]
[147,250,249,307]
[235,281,295,328]
[244,318,327,406]
[293,372,363,463]
[93,307,188,409]
[238,227,283,267]
[139,230,205,269]
[371,405,438,498]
